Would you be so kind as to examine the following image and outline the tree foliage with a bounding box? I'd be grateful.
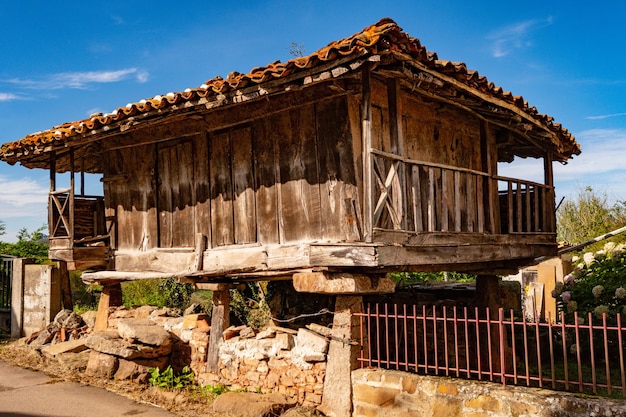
[390,271,476,286]
[557,187,626,249]
[0,225,49,262]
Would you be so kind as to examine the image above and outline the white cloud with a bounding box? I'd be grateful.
[553,129,626,202]
[136,70,149,83]
[0,93,18,101]
[487,17,553,58]
[585,112,626,120]
[554,129,626,180]
[498,128,626,204]
[7,68,149,90]
[0,176,48,213]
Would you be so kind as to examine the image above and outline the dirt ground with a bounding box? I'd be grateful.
[0,338,218,417]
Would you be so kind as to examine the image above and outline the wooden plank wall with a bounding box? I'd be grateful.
[368,77,495,234]
[105,96,360,251]
[105,143,158,251]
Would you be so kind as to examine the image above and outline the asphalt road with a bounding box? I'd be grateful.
[0,359,175,417]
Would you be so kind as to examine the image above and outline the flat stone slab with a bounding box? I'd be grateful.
[42,339,88,357]
[293,272,396,294]
[85,331,172,359]
[117,318,171,346]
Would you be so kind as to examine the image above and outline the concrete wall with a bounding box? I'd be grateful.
[11,260,62,338]
[352,368,626,417]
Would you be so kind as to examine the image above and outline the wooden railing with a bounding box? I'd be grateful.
[49,189,72,239]
[496,176,554,233]
[370,149,555,235]
[49,190,106,244]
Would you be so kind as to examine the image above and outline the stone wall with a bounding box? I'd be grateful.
[352,368,626,417]
[197,327,328,407]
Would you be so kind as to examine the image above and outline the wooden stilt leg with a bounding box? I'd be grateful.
[207,289,230,373]
[94,282,122,332]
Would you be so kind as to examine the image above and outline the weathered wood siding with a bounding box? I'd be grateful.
[104,95,360,253]
[367,76,499,235]
[104,143,158,251]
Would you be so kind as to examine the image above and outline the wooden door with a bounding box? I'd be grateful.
[158,139,196,247]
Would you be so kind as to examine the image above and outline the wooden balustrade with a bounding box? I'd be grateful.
[48,191,106,243]
[370,149,554,235]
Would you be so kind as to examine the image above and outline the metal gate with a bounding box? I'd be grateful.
[0,255,14,334]
[0,255,14,309]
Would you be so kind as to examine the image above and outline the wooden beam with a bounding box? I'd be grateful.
[207,289,230,373]
[193,283,245,291]
[192,233,207,272]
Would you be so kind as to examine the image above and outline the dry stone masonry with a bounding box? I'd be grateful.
[24,304,330,408]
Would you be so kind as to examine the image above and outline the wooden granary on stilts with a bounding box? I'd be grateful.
[0,18,579,391]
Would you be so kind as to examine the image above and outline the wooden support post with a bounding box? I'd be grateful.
[58,261,73,310]
[544,152,555,232]
[362,63,373,242]
[319,295,363,417]
[207,289,231,373]
[94,282,122,332]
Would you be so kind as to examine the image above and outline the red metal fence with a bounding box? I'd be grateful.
[356,303,626,398]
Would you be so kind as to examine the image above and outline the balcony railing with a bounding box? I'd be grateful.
[370,149,555,235]
[49,190,106,245]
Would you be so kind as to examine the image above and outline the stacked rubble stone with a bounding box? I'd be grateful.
[199,326,328,407]
[25,305,330,408]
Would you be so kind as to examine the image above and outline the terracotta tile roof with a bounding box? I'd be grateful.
[0,18,579,161]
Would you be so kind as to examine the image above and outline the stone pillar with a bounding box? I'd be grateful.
[293,271,394,416]
[94,282,123,332]
[207,288,231,373]
[319,295,363,417]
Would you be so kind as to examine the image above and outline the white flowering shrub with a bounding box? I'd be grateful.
[552,242,626,324]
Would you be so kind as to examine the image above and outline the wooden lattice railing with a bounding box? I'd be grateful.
[49,190,106,244]
[370,149,555,235]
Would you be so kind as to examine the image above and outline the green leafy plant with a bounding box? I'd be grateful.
[122,278,193,310]
[148,365,195,389]
[553,242,626,324]
[390,271,476,286]
[191,383,230,399]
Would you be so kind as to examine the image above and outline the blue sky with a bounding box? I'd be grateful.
[1,1,625,242]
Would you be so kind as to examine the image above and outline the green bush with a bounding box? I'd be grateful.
[390,271,476,286]
[122,278,193,310]
[230,283,272,330]
[70,271,101,313]
[553,242,626,324]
